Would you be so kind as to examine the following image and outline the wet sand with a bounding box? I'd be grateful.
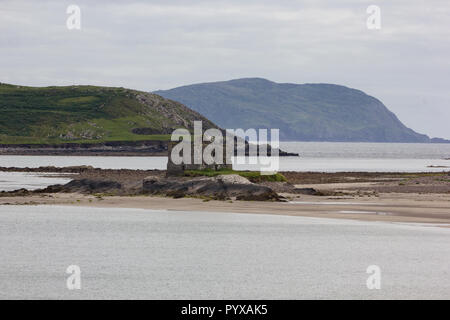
[1,169,449,224]
[1,191,450,224]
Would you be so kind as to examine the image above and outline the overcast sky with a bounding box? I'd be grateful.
[1,0,449,138]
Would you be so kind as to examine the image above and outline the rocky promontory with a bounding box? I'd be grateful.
[0,140,299,157]
[0,168,286,201]
[143,174,281,201]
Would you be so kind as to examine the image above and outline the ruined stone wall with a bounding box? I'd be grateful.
[167,141,232,175]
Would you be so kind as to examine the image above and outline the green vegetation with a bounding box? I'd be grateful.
[155,78,432,142]
[184,168,287,183]
[0,83,214,144]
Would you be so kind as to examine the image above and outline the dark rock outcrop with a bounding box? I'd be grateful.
[0,139,298,156]
[294,188,320,195]
[60,179,123,194]
[0,141,168,156]
[131,127,176,135]
[1,174,282,201]
[257,181,320,195]
[143,174,281,201]
[36,179,123,194]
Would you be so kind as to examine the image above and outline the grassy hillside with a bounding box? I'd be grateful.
[155,78,431,142]
[0,83,216,144]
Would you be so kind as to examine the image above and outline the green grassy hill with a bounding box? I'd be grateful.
[155,78,432,142]
[0,83,216,144]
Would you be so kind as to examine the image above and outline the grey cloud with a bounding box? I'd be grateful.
[1,0,449,138]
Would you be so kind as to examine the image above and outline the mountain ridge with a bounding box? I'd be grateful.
[155,78,447,143]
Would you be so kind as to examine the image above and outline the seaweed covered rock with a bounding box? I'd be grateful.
[143,174,280,201]
[40,179,123,194]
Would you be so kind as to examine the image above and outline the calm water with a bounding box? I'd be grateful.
[0,143,449,191]
[1,205,449,299]
[0,172,72,192]
[0,156,168,170]
[276,142,450,172]
[280,142,450,159]
[0,143,449,172]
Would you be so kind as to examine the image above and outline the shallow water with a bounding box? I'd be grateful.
[280,142,450,159]
[234,157,450,172]
[1,143,449,173]
[0,172,72,191]
[0,205,449,299]
[0,155,168,170]
[275,142,450,172]
[1,143,449,191]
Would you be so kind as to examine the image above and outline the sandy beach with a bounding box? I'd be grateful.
[1,191,450,225]
[1,167,449,224]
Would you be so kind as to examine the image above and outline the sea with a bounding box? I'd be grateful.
[1,143,450,299]
[0,205,449,299]
[1,142,449,191]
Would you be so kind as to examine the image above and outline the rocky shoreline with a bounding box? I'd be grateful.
[0,141,299,157]
[1,167,450,225]
[0,141,168,156]
[0,166,300,201]
[1,166,449,202]
[1,174,290,201]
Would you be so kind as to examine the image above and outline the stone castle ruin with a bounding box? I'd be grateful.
[166,123,290,176]
[167,138,233,175]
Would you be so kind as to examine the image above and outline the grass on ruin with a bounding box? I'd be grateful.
[184,168,287,183]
